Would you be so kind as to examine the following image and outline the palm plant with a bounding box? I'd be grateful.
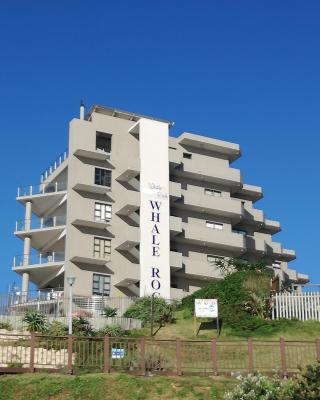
[23,311,48,333]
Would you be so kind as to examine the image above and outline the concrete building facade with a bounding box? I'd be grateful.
[13,104,309,298]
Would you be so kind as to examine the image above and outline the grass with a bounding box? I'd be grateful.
[0,373,236,400]
[142,311,320,341]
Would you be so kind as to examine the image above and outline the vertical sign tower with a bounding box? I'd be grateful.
[136,118,171,298]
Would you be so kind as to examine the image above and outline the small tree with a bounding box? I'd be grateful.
[124,297,175,327]
[23,311,48,333]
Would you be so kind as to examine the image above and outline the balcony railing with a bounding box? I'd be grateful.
[15,215,66,232]
[13,252,65,268]
[17,181,67,197]
[40,149,68,183]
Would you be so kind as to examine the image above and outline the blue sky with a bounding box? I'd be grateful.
[0,0,319,291]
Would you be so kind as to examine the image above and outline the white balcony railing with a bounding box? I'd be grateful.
[15,215,66,232]
[40,149,68,183]
[13,252,65,268]
[17,181,67,197]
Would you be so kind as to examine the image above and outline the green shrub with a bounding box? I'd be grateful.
[124,297,175,326]
[290,361,320,399]
[224,372,294,400]
[0,320,13,331]
[72,316,93,336]
[46,320,68,336]
[96,325,126,337]
[101,306,118,317]
[180,270,279,336]
[22,312,48,333]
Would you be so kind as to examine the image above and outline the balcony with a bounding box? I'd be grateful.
[18,181,67,198]
[170,251,183,271]
[265,241,282,258]
[183,252,224,280]
[233,184,263,203]
[246,235,266,256]
[261,219,281,234]
[169,181,182,200]
[169,148,181,168]
[40,150,68,183]
[174,158,241,189]
[12,252,65,287]
[243,204,264,226]
[170,216,183,237]
[176,186,243,220]
[15,216,66,248]
[281,248,296,262]
[116,159,140,183]
[182,222,246,254]
[17,181,67,215]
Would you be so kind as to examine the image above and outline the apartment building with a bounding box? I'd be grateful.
[13,104,309,299]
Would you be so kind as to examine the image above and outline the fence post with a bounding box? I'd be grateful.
[104,336,110,373]
[67,334,73,375]
[279,337,287,377]
[316,338,320,361]
[248,337,254,372]
[211,339,218,375]
[139,337,146,376]
[29,332,36,372]
[176,337,182,376]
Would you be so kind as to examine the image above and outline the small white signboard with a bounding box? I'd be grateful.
[195,299,218,318]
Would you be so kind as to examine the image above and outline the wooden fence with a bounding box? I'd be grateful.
[272,292,320,321]
[0,333,319,376]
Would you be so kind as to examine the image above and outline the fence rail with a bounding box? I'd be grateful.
[272,292,320,321]
[0,334,319,376]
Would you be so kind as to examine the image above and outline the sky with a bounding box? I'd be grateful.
[0,0,319,292]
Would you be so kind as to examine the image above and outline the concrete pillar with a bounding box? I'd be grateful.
[22,235,31,296]
[25,201,32,230]
[23,236,31,265]
[22,272,30,294]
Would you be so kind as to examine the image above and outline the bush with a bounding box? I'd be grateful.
[0,320,13,331]
[290,361,320,399]
[224,372,294,400]
[46,320,68,337]
[72,316,93,336]
[101,306,118,317]
[124,297,175,326]
[22,312,48,333]
[96,325,126,337]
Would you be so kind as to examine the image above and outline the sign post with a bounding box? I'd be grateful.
[194,299,219,336]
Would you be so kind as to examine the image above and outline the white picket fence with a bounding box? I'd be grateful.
[272,292,320,321]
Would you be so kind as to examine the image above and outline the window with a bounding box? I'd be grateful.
[206,221,223,230]
[92,273,110,296]
[95,168,111,187]
[232,229,246,235]
[207,255,224,263]
[183,152,192,159]
[96,132,112,153]
[204,188,222,197]
[93,237,111,260]
[95,202,112,222]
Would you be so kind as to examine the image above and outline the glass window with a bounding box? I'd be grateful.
[95,168,111,187]
[92,273,111,296]
[232,229,247,235]
[204,188,222,197]
[95,202,112,222]
[183,152,192,159]
[206,221,223,230]
[93,237,111,260]
[96,132,112,153]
